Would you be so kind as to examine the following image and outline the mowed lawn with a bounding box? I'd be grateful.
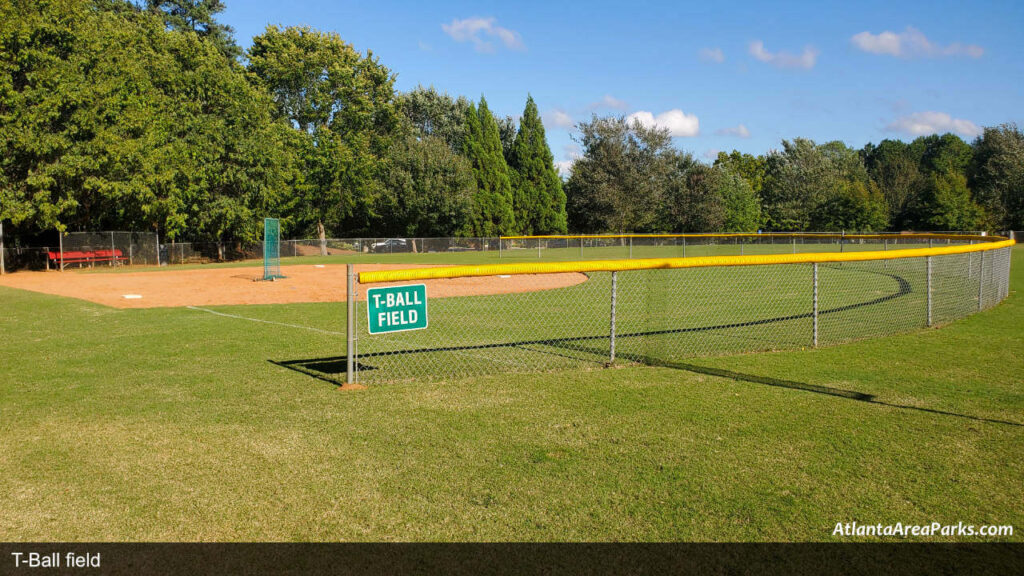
[0,248,1020,541]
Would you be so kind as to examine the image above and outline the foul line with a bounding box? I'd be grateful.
[186,306,345,336]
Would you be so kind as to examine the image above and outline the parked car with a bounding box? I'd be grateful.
[370,238,410,253]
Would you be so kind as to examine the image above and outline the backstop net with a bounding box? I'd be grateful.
[344,233,1014,386]
[263,218,284,280]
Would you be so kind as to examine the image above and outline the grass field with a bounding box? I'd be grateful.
[0,247,1020,541]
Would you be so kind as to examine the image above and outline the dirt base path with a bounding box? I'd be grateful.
[0,264,587,309]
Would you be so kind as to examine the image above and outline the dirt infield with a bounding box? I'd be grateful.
[0,264,588,309]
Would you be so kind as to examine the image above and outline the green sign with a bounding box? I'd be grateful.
[366,284,428,334]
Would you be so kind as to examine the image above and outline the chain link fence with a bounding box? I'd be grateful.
[347,235,1013,385]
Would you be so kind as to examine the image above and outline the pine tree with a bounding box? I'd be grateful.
[462,97,516,236]
[509,95,568,234]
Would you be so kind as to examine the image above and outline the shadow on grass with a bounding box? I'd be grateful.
[646,357,1023,428]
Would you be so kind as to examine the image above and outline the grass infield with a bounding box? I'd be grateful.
[0,247,1020,541]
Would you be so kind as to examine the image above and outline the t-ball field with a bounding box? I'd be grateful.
[0,231,1013,388]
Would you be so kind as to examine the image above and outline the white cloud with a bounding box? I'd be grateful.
[715,124,750,138]
[417,41,431,51]
[626,109,700,137]
[588,95,628,110]
[748,40,818,69]
[703,149,721,160]
[563,143,581,158]
[851,27,983,58]
[699,47,725,63]
[545,109,574,129]
[554,159,575,177]
[441,17,525,53]
[885,111,981,138]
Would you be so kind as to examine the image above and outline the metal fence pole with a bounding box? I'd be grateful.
[629,237,633,259]
[110,231,116,266]
[682,236,686,258]
[812,263,819,347]
[609,271,617,364]
[155,230,161,266]
[59,232,64,272]
[926,256,933,327]
[347,263,356,386]
[0,220,5,275]
[792,237,796,254]
[580,237,584,258]
[537,239,542,259]
[498,237,502,259]
[977,250,985,311]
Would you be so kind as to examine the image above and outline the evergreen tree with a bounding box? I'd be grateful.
[145,0,241,59]
[508,96,567,234]
[461,97,515,236]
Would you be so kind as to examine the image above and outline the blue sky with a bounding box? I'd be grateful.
[221,0,1024,173]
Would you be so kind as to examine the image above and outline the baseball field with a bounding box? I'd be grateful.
[0,245,1020,541]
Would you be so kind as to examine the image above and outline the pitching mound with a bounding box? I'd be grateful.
[0,264,588,309]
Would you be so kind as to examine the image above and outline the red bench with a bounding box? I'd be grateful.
[48,249,128,268]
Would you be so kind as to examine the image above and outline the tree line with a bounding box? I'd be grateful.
[565,117,1024,234]
[2,1,1021,251]
[0,0,566,246]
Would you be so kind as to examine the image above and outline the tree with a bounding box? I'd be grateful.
[397,86,470,152]
[461,97,515,236]
[508,95,567,234]
[376,133,475,239]
[247,25,398,249]
[862,139,922,227]
[145,0,241,59]
[970,123,1024,230]
[761,139,836,230]
[0,0,293,244]
[911,171,983,231]
[565,115,673,233]
[810,179,888,232]
[717,167,762,232]
[714,150,767,194]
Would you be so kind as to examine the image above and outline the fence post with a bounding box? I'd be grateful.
[609,271,617,364]
[629,236,633,259]
[812,263,819,347]
[926,256,933,327]
[977,250,985,311]
[155,230,160,266]
[347,263,356,387]
[0,220,5,275]
[498,237,502,259]
[110,231,116,266]
[537,239,542,259]
[682,236,686,258]
[580,237,584,258]
[59,232,64,272]
[792,237,796,254]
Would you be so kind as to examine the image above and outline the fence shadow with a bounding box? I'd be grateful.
[644,357,1022,428]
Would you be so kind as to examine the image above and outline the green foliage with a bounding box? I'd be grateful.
[862,139,922,227]
[0,0,293,242]
[508,96,567,234]
[461,97,515,236]
[397,86,470,153]
[566,115,673,233]
[970,123,1024,230]
[376,134,475,238]
[247,25,398,239]
[717,167,762,232]
[145,0,240,59]
[810,179,889,232]
[714,151,766,194]
[912,171,984,231]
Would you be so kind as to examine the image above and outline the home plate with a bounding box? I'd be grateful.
[314,265,326,268]
[123,294,143,299]
[498,275,511,279]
